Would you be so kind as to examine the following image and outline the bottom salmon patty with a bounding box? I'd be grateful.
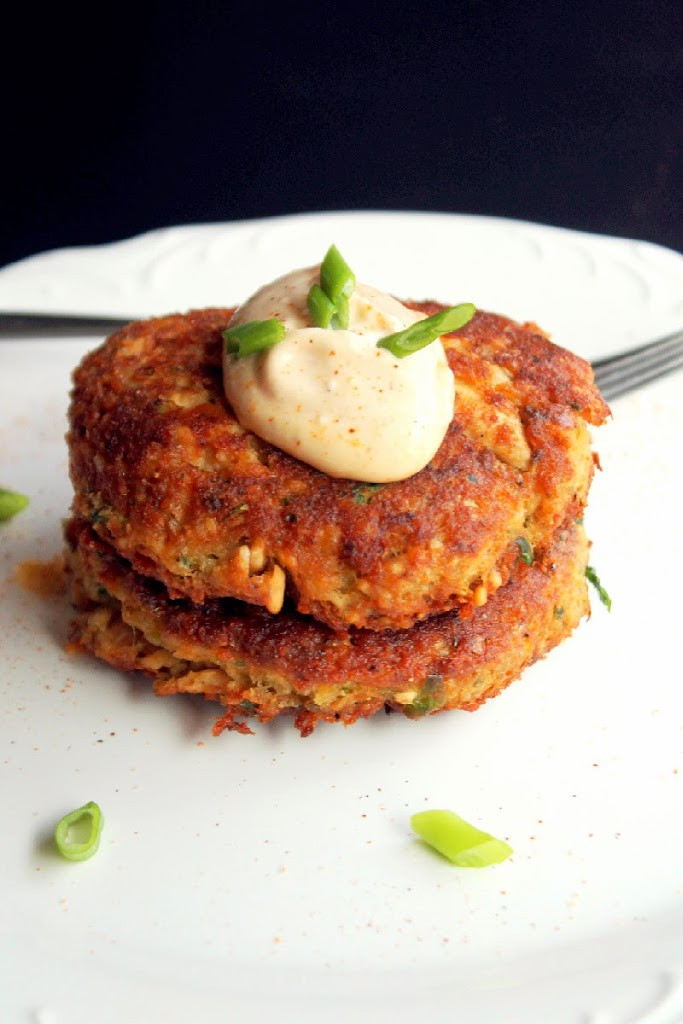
[64,517,591,736]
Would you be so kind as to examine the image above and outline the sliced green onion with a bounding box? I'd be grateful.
[377,303,476,358]
[320,244,356,306]
[585,565,612,610]
[406,693,441,717]
[223,319,286,359]
[516,536,534,565]
[0,487,29,522]
[307,282,337,328]
[331,291,350,330]
[411,809,512,867]
[307,244,356,330]
[54,801,104,862]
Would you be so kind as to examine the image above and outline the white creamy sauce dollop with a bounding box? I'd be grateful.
[222,265,455,482]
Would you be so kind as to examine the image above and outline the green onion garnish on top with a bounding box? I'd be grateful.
[377,303,476,359]
[223,318,286,360]
[411,809,513,868]
[332,292,351,331]
[306,282,337,328]
[54,801,104,862]
[320,244,355,324]
[0,487,29,522]
[308,244,356,329]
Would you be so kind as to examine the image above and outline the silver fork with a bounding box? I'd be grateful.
[0,312,133,335]
[591,327,683,401]
[0,312,682,400]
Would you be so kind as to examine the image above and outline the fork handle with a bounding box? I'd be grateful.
[0,312,134,335]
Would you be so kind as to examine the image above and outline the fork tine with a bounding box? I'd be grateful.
[595,351,683,401]
[592,327,683,373]
[594,340,683,390]
[592,328,683,401]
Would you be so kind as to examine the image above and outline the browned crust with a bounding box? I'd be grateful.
[67,306,608,631]
[65,517,591,737]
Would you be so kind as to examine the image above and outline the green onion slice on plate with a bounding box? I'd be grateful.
[410,809,512,867]
[54,801,104,862]
[0,487,29,522]
[223,319,286,359]
[378,303,475,359]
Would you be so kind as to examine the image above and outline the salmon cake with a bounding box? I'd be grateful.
[67,305,608,632]
[65,516,591,737]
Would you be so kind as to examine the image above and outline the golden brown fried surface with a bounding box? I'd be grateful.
[67,306,608,631]
[65,517,591,737]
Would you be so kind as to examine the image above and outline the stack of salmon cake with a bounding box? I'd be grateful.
[64,261,609,737]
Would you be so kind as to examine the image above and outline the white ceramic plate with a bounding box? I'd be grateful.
[1,211,682,1024]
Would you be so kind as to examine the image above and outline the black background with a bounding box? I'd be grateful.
[3,0,681,270]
